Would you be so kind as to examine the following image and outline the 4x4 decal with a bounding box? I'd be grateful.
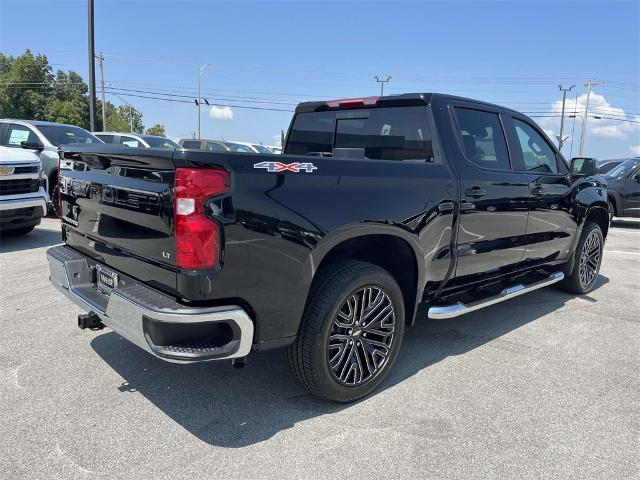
[253,161,318,173]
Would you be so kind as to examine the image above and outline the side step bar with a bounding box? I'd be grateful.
[428,272,564,320]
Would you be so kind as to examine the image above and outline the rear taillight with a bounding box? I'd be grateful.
[174,168,230,270]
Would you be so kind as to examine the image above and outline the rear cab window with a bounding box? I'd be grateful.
[286,106,435,162]
[453,108,510,170]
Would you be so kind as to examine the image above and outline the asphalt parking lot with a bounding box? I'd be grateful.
[1,217,638,480]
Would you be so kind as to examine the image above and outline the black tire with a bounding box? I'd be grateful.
[608,199,616,222]
[559,222,604,294]
[48,181,60,217]
[1,225,35,237]
[288,260,405,403]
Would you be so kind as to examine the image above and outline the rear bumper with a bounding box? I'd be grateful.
[47,245,254,363]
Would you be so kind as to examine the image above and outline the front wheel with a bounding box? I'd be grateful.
[288,261,405,402]
[559,222,604,294]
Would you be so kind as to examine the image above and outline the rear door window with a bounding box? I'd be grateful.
[181,140,202,149]
[95,134,116,144]
[119,136,142,148]
[287,106,433,161]
[206,142,227,152]
[453,108,510,170]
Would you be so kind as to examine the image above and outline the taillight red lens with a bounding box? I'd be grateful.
[174,168,230,270]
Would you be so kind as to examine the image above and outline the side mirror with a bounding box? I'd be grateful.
[570,157,596,176]
[21,140,44,151]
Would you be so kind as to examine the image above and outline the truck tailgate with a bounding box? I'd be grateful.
[59,146,178,293]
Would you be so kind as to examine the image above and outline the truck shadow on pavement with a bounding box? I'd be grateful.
[91,276,608,448]
[0,227,62,253]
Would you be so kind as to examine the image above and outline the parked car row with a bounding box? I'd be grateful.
[178,138,279,154]
[94,132,180,149]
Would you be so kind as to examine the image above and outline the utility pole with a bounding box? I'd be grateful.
[557,84,575,152]
[374,75,391,96]
[579,80,598,156]
[197,64,210,139]
[97,52,106,130]
[87,0,97,131]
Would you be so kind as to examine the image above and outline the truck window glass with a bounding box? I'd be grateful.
[181,140,201,149]
[454,108,510,170]
[513,119,558,174]
[287,111,335,156]
[288,106,434,162]
[119,136,141,148]
[7,125,38,146]
[206,142,227,152]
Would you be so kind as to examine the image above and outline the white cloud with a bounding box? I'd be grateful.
[542,128,555,140]
[631,145,640,156]
[209,106,234,120]
[546,91,640,140]
[590,125,625,138]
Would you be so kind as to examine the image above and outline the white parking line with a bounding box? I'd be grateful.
[604,250,640,255]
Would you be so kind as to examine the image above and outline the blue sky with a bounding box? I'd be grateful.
[1,0,638,158]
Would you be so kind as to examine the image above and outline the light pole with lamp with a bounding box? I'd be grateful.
[111,93,134,132]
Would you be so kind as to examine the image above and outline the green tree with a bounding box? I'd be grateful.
[0,50,147,133]
[46,70,90,128]
[104,103,144,133]
[146,124,166,136]
[0,50,53,119]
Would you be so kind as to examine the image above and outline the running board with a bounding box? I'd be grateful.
[428,271,564,320]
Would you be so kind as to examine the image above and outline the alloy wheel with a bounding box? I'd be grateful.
[579,230,602,288]
[327,286,396,387]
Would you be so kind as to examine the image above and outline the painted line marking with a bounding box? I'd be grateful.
[604,250,640,255]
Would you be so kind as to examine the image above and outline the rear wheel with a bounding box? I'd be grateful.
[48,180,60,217]
[288,261,405,402]
[559,222,604,294]
[608,199,616,222]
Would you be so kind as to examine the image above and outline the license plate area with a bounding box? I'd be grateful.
[96,266,119,294]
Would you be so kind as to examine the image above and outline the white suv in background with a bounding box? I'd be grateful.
[0,146,48,235]
[0,120,103,214]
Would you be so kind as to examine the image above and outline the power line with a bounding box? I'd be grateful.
[103,90,295,112]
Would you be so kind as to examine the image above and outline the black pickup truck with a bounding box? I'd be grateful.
[47,93,609,402]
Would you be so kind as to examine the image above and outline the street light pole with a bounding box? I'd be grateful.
[557,84,575,152]
[374,75,391,96]
[112,93,133,132]
[579,80,598,156]
[197,64,210,139]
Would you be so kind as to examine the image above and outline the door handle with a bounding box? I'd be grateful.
[465,187,486,198]
[531,187,545,196]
